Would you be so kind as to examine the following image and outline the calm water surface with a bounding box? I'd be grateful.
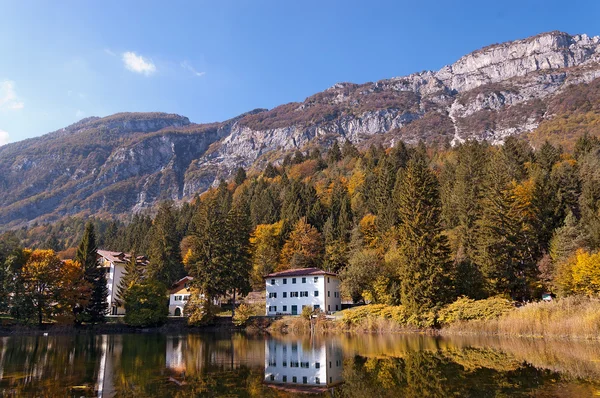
[0,332,599,397]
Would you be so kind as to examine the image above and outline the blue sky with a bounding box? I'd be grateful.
[1,0,599,145]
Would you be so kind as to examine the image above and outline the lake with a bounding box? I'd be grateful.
[1,332,599,397]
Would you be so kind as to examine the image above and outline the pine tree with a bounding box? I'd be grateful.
[474,151,538,300]
[115,252,142,307]
[75,222,107,324]
[146,201,184,285]
[327,141,342,164]
[234,167,247,185]
[224,199,252,316]
[185,185,232,301]
[394,158,454,316]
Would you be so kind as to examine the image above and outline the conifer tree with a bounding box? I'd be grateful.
[474,151,537,300]
[147,201,184,285]
[224,199,252,316]
[327,141,342,164]
[75,222,107,324]
[115,252,142,307]
[234,167,247,185]
[394,158,454,316]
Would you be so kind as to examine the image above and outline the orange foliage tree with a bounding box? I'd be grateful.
[278,218,324,271]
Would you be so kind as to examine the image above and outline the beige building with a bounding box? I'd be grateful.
[169,276,193,316]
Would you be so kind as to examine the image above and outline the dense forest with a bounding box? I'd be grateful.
[3,134,600,324]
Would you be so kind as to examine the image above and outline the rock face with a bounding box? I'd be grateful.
[2,31,600,228]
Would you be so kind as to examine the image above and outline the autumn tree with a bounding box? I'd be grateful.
[250,221,283,289]
[278,218,324,270]
[21,250,63,326]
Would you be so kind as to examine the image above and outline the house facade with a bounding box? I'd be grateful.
[264,268,341,316]
[97,250,148,316]
[169,276,193,316]
[264,337,343,392]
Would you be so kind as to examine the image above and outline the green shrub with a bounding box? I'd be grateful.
[437,296,514,325]
[124,280,168,327]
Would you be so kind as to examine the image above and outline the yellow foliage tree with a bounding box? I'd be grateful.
[570,249,600,296]
[21,249,64,326]
[278,218,323,271]
[250,221,282,288]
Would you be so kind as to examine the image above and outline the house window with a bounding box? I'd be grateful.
[292,278,296,284]
[328,305,330,311]
[268,306,277,312]
[290,291,299,297]
[183,295,189,301]
[300,291,308,297]
[315,362,320,368]
[303,376,308,384]
[283,305,287,312]
[301,362,309,368]
[283,292,287,298]
[292,343,298,352]
[328,277,330,283]
[283,278,287,284]
[270,374,275,381]
[314,304,320,310]
[314,291,319,297]
[328,291,330,297]
[291,361,299,368]
[302,277,306,283]
[283,376,287,382]
[314,277,318,283]
[271,279,275,285]
[336,305,339,311]
[283,361,287,367]
[268,359,276,366]
[315,377,320,384]
[292,376,297,383]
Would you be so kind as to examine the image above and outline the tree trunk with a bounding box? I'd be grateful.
[232,290,236,318]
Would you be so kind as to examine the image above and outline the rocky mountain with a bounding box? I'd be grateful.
[2,31,600,228]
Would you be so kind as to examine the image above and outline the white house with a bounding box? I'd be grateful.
[169,276,193,316]
[97,250,148,316]
[264,268,341,316]
[264,338,343,392]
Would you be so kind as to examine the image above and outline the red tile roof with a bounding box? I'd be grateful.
[264,267,337,278]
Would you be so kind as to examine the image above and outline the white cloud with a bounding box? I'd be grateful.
[0,130,9,146]
[181,61,205,77]
[122,51,156,76]
[0,80,24,110]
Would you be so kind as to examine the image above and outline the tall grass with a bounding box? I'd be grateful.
[444,296,600,339]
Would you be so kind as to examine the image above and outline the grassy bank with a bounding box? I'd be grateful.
[267,296,600,339]
[443,296,600,339]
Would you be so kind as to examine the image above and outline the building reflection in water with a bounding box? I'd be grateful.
[264,337,343,393]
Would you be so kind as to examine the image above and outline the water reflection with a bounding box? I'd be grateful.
[264,337,343,393]
[0,333,600,397]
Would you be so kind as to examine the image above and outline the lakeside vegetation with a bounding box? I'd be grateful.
[3,134,600,333]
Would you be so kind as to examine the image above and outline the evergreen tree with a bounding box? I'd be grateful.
[394,158,454,316]
[115,253,142,307]
[147,201,184,285]
[75,222,107,324]
[327,141,342,164]
[342,140,359,159]
[224,199,253,316]
[474,152,538,300]
[185,185,232,300]
[234,167,247,185]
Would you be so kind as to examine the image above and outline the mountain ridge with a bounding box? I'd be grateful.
[2,31,600,229]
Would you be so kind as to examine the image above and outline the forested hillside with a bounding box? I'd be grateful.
[2,31,600,228]
[6,134,600,317]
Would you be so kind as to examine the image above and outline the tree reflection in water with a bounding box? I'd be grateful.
[0,333,599,397]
